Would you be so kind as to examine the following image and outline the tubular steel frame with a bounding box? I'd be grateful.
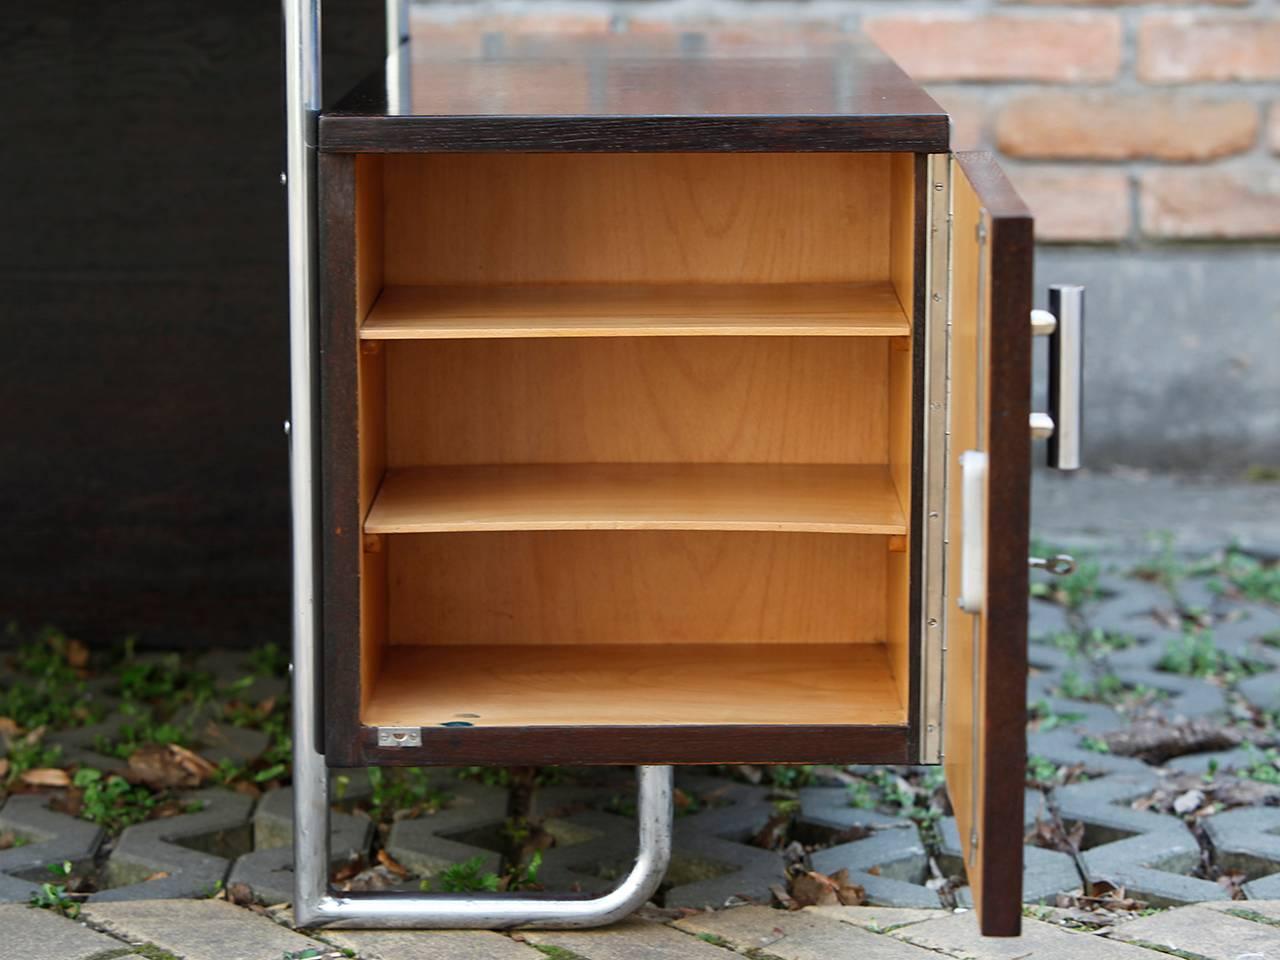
[283,0,674,928]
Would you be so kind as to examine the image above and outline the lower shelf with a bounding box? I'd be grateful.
[362,642,906,728]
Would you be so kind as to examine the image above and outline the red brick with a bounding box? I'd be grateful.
[864,14,1122,82]
[997,93,1257,161]
[999,0,1246,6]
[409,9,613,56]
[624,18,850,58]
[1141,167,1280,239]
[1139,15,1280,82]
[927,87,987,151]
[1008,169,1131,242]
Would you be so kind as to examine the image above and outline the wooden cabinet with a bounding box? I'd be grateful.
[314,37,1036,935]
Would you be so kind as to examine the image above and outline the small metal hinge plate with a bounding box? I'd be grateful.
[376,726,422,748]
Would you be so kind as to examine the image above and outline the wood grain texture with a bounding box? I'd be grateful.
[320,38,948,153]
[351,723,913,767]
[365,463,906,535]
[360,282,910,340]
[945,153,1033,939]
[356,157,388,716]
[362,643,906,727]
[386,531,888,647]
[320,152,360,759]
[386,337,889,466]
[381,153,892,286]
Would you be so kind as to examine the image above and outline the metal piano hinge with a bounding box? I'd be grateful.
[969,828,979,865]
[376,726,422,748]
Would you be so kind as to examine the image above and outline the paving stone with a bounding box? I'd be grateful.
[1054,774,1229,906]
[1029,599,1072,639]
[675,904,938,959]
[85,898,329,960]
[0,903,129,960]
[1205,898,1280,922]
[95,789,254,900]
[1202,806,1280,886]
[812,824,941,908]
[524,918,733,959]
[1246,874,1280,900]
[0,795,105,901]
[1164,746,1256,775]
[891,911,1157,958]
[226,790,374,904]
[1238,672,1280,711]
[385,779,508,882]
[1109,903,1280,959]
[804,904,946,931]
[324,929,542,960]
[1028,728,1151,776]
[938,819,1081,907]
[665,819,785,909]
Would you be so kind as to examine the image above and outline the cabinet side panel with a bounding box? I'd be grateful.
[387,531,887,646]
[382,153,892,285]
[356,156,387,715]
[320,153,361,764]
[885,152,916,714]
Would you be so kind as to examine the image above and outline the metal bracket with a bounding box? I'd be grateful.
[918,153,953,765]
[375,727,422,748]
[957,451,988,614]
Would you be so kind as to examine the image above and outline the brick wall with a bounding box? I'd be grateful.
[410,1,1280,246]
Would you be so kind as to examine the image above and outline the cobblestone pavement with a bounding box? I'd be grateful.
[3,470,1280,952]
[6,898,1280,959]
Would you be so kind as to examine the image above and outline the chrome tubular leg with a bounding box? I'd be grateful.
[304,766,673,929]
[286,0,672,929]
[283,0,327,929]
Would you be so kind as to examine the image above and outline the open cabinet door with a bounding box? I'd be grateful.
[944,153,1034,937]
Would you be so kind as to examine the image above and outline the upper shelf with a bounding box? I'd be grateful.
[364,463,907,535]
[360,282,911,340]
[320,34,948,153]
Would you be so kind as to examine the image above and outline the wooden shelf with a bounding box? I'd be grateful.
[364,463,907,535]
[362,642,906,728]
[360,282,910,340]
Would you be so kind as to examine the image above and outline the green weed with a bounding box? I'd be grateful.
[1028,699,1085,732]
[428,855,501,893]
[365,767,451,822]
[29,861,80,918]
[74,768,156,832]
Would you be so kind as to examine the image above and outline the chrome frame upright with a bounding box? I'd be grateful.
[283,0,674,928]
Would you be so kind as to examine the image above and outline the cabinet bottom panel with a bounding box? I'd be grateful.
[330,642,912,766]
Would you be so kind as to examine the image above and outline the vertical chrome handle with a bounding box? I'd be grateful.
[1046,285,1084,471]
[958,450,988,614]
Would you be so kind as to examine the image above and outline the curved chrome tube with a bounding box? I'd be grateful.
[285,0,673,929]
[296,766,673,929]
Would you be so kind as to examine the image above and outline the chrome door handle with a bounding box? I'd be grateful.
[958,450,988,614]
[1030,285,1085,471]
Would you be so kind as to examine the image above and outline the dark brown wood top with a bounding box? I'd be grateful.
[320,35,948,153]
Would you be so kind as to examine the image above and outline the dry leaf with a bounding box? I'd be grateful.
[127,743,215,789]
[0,831,17,850]
[0,759,10,779]
[786,867,865,908]
[65,638,90,670]
[376,849,410,879]
[751,813,791,851]
[0,717,20,737]
[21,767,71,787]
[331,856,365,883]
[142,871,171,882]
[225,881,257,906]
[1217,870,1247,900]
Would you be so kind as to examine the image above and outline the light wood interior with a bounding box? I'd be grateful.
[361,282,910,339]
[363,643,905,728]
[352,152,919,730]
[385,531,887,647]
[945,160,988,912]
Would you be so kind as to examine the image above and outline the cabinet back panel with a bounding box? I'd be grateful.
[387,530,886,646]
[381,153,892,285]
[386,337,888,465]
